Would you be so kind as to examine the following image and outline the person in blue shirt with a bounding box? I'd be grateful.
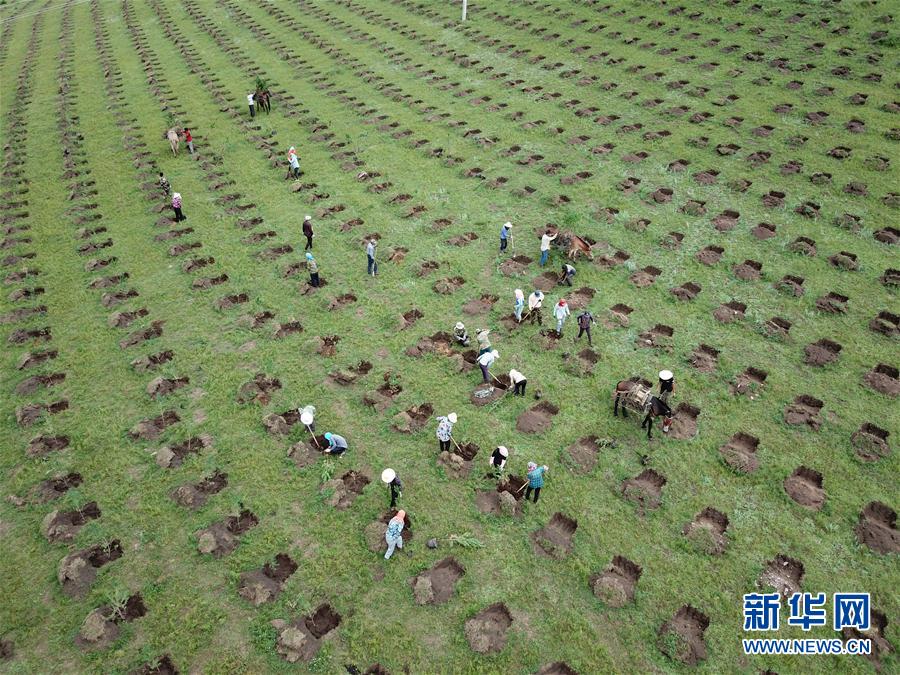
[525,461,549,503]
[500,221,512,252]
[384,510,406,560]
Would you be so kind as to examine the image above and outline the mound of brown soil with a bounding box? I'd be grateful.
[76,594,145,650]
[658,605,709,666]
[670,282,701,301]
[784,467,825,510]
[131,350,174,372]
[464,603,513,654]
[433,276,465,294]
[630,266,661,288]
[171,470,228,509]
[26,434,70,457]
[690,344,719,372]
[622,469,667,510]
[733,259,762,280]
[237,373,282,405]
[30,472,82,504]
[765,316,793,339]
[565,436,608,473]
[516,401,559,433]
[411,557,465,605]
[499,255,532,276]
[719,433,760,473]
[683,508,729,555]
[238,553,298,606]
[129,410,180,441]
[462,293,498,316]
[322,471,370,509]
[391,403,433,433]
[852,423,891,462]
[155,435,213,468]
[197,510,259,557]
[637,324,674,351]
[590,555,642,607]
[147,376,188,399]
[668,403,699,439]
[760,555,805,598]
[58,541,123,598]
[816,290,850,313]
[730,368,767,398]
[713,300,746,323]
[784,395,823,430]
[870,311,899,337]
[532,512,578,559]
[42,502,101,543]
[856,502,899,554]
[275,603,342,663]
[438,442,479,478]
[327,293,357,311]
[133,654,177,674]
[803,339,842,366]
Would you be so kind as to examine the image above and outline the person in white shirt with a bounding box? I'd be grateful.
[509,369,527,396]
[477,349,499,384]
[247,92,255,118]
[553,299,571,336]
[539,229,558,266]
[527,290,544,325]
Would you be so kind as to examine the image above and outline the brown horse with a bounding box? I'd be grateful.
[556,230,595,260]
[613,379,672,439]
[255,88,271,114]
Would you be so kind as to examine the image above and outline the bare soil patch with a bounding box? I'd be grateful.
[531,512,578,559]
[636,324,674,351]
[275,603,342,663]
[197,509,259,557]
[171,470,228,509]
[129,410,180,441]
[784,467,825,510]
[784,395,823,430]
[58,541,124,598]
[516,401,559,433]
[411,557,465,605]
[856,502,899,554]
[238,553,298,606]
[719,432,760,473]
[322,471,370,509]
[42,502,101,543]
[464,603,513,654]
[499,255,532,276]
[852,423,890,462]
[391,403,433,433]
[462,293,498,316]
[622,469,667,510]
[438,442,479,478]
[565,436,606,473]
[433,276,465,294]
[730,367,767,398]
[683,508,729,555]
[690,344,719,372]
[759,555,805,598]
[590,555,642,607]
[658,605,709,666]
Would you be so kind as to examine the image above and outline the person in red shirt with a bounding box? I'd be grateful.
[183,128,194,155]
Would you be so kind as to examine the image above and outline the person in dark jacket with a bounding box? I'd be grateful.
[382,468,403,508]
[489,446,509,475]
[576,310,595,346]
[302,215,314,250]
[658,370,675,405]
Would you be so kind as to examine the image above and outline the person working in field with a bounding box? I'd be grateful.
[158,172,170,196]
[384,510,406,560]
[454,322,470,346]
[435,412,457,452]
[476,328,492,356]
[305,252,320,287]
[508,368,527,396]
[527,290,544,325]
[539,229,558,266]
[489,446,509,475]
[576,309,595,347]
[323,432,348,456]
[499,221,512,252]
[560,263,576,287]
[553,298,571,336]
[525,462,549,503]
[514,288,525,322]
[477,349,499,384]
[658,370,675,405]
[302,215,314,250]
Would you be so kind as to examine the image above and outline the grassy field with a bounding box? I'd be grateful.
[0,0,897,672]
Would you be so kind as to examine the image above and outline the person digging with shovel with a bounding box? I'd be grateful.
[382,468,403,509]
[524,461,549,503]
[435,412,457,452]
[477,349,499,384]
[526,290,544,325]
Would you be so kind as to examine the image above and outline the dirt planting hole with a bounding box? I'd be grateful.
[855,502,899,554]
[391,403,434,433]
[719,432,760,473]
[464,603,513,654]
[784,395,823,430]
[433,276,465,294]
[42,502,101,543]
[730,367,767,397]
[784,467,825,510]
[411,557,465,605]
[439,442,479,478]
[58,540,124,598]
[852,423,891,462]
[516,401,559,433]
[690,344,720,372]
[683,508,729,555]
[622,469,667,510]
[565,436,607,473]
[197,509,259,557]
[171,470,228,509]
[238,553,298,606]
[804,339,842,366]
[532,512,578,559]
[590,555,642,607]
[658,605,709,666]
[759,555,805,598]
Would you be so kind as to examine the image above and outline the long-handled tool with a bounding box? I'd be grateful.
[450,435,464,453]
[306,425,320,448]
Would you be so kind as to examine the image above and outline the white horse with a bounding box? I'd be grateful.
[166,128,180,156]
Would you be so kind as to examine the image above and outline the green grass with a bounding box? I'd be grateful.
[0,0,897,672]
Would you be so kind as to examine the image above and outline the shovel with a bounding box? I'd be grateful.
[306,425,320,448]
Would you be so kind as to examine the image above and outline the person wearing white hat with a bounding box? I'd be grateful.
[381,468,403,508]
[500,221,512,252]
[477,349,499,384]
[658,370,675,406]
[509,368,527,396]
[489,446,509,475]
[302,215,314,250]
[435,412,457,452]
[298,404,316,432]
[454,321,470,346]
[514,289,525,322]
[476,328,492,356]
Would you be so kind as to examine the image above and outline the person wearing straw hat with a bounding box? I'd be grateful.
[477,349,499,384]
[500,221,512,252]
[658,370,675,406]
[298,404,316,432]
[514,288,525,322]
[382,468,403,508]
[384,510,406,560]
[435,412,457,452]
[476,328,492,356]
[306,252,320,287]
[489,446,509,475]
[323,432,348,456]
[302,215,314,250]
[525,461,549,503]
[453,321,470,346]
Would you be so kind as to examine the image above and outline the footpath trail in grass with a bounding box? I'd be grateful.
[0,0,897,672]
